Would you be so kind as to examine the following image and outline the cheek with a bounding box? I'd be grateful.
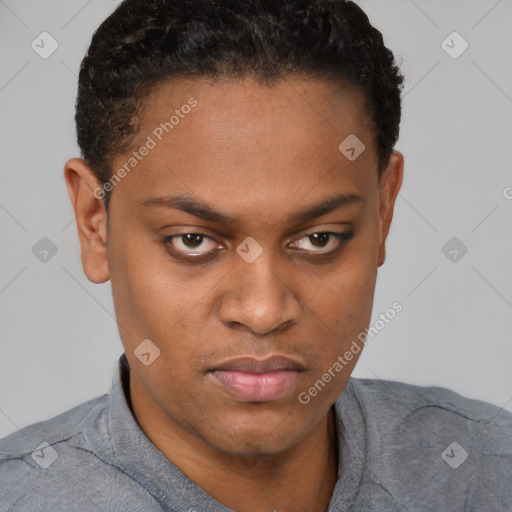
[108,233,190,343]
[297,264,376,408]
[108,234,226,366]
[307,233,379,361]
[313,239,377,320]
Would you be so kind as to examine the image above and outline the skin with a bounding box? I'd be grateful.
[64,75,403,512]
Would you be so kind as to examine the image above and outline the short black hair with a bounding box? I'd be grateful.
[76,0,404,212]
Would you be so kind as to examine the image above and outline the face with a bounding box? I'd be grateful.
[65,75,403,458]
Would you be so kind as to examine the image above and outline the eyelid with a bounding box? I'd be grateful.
[164,226,350,244]
[282,219,353,240]
[162,221,351,242]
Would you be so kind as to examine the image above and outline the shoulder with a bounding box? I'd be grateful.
[0,394,111,511]
[339,378,512,508]
[345,377,511,419]
[0,392,165,511]
[0,393,110,460]
[343,377,512,433]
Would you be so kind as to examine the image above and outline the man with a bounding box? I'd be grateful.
[1,0,511,510]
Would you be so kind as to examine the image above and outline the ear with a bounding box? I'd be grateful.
[377,151,404,267]
[64,158,110,283]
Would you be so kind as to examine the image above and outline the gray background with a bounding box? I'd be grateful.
[1,0,511,439]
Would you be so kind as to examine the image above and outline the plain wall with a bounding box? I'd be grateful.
[1,0,511,439]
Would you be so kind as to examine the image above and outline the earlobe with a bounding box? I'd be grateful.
[377,151,404,267]
[378,246,386,267]
[64,158,110,284]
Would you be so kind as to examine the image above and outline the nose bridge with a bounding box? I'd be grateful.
[241,252,284,300]
[219,243,301,334]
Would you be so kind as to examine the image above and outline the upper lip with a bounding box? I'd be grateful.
[210,355,305,374]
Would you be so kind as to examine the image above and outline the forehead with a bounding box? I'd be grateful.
[137,75,373,148]
[111,75,378,218]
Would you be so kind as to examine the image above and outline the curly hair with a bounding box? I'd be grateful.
[76,0,404,212]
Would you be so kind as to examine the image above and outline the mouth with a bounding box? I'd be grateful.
[208,355,305,403]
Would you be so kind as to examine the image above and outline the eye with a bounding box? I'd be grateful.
[290,231,353,254]
[164,233,221,256]
[163,230,353,260]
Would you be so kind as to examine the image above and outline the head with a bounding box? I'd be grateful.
[65,0,404,458]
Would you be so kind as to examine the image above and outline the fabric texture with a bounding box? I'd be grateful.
[1,353,511,511]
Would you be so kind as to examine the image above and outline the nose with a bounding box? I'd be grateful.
[218,252,302,335]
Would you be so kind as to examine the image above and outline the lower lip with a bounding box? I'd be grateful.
[210,370,299,402]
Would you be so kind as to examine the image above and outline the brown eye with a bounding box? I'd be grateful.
[308,233,331,248]
[164,233,220,255]
[180,234,204,248]
[290,231,353,254]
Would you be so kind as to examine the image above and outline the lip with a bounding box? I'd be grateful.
[211,355,305,374]
[208,356,305,402]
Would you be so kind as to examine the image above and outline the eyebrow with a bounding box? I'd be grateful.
[139,193,363,226]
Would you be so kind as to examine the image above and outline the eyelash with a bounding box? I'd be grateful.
[162,230,354,260]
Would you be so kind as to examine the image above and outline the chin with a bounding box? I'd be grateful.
[197,407,307,458]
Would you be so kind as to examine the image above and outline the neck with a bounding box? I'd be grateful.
[130,377,339,512]
[201,408,339,512]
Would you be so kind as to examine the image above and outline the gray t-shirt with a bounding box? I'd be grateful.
[1,353,511,511]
